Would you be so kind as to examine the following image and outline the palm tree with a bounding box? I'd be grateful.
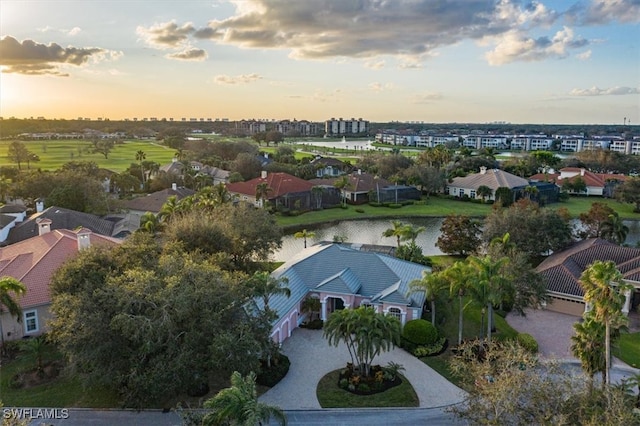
[203,371,286,426]
[248,272,290,313]
[301,297,321,322]
[382,220,408,247]
[580,260,632,385]
[255,182,272,208]
[139,212,161,233]
[523,185,539,201]
[311,185,325,210]
[476,185,493,203]
[158,195,180,222]
[135,150,146,184]
[334,175,350,207]
[20,335,47,373]
[409,271,447,325]
[466,255,511,341]
[571,313,606,392]
[601,213,629,245]
[294,229,316,249]
[402,224,425,245]
[0,277,27,354]
[443,261,472,345]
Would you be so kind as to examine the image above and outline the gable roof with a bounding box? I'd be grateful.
[450,168,529,191]
[312,173,392,194]
[122,187,196,213]
[227,172,314,199]
[0,229,121,309]
[529,169,627,189]
[536,238,640,297]
[7,206,124,244]
[260,243,429,321]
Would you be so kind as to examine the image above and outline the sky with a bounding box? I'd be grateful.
[0,0,639,124]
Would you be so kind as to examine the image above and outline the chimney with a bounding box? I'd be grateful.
[580,168,585,176]
[35,199,44,213]
[76,228,91,250]
[36,218,52,235]
[172,183,177,191]
[261,170,267,179]
[172,157,178,163]
[357,169,362,175]
[480,166,487,175]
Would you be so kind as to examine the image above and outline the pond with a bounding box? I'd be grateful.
[273,218,640,262]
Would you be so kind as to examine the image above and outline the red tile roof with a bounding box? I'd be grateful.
[0,229,121,309]
[227,172,314,198]
[529,169,626,189]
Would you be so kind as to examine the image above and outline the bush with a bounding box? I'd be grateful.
[339,378,348,389]
[388,203,402,209]
[402,319,438,346]
[300,319,323,329]
[256,354,291,387]
[355,208,365,213]
[358,383,370,392]
[516,333,538,353]
[413,338,447,357]
[369,202,382,207]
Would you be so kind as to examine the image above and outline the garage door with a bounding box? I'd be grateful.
[547,297,585,316]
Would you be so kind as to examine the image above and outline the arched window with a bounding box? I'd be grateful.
[387,307,402,320]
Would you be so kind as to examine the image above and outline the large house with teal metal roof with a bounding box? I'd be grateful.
[261,242,430,344]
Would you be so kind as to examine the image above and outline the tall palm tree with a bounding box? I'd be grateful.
[203,371,286,426]
[158,195,180,222]
[311,185,325,210]
[139,212,161,234]
[0,277,27,354]
[334,175,350,207]
[382,220,408,247]
[571,313,606,392]
[402,224,426,245]
[294,229,316,249]
[443,261,472,345]
[466,255,511,341]
[409,270,447,325]
[580,260,632,385]
[601,213,629,245]
[255,182,272,208]
[248,272,290,313]
[135,150,146,184]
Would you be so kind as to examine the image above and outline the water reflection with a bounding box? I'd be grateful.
[273,218,640,262]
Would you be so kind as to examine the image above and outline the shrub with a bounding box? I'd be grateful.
[402,319,438,346]
[369,202,382,207]
[413,337,447,357]
[414,200,427,205]
[516,333,539,353]
[358,383,370,392]
[355,208,365,213]
[302,319,323,329]
[256,354,291,387]
[339,378,348,389]
[388,203,402,209]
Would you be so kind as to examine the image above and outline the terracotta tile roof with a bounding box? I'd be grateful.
[529,169,626,189]
[227,172,314,198]
[122,187,196,213]
[451,169,529,191]
[0,229,121,309]
[536,238,640,297]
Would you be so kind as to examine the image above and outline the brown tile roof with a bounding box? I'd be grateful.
[122,187,196,213]
[312,173,391,193]
[536,238,640,297]
[227,172,314,198]
[0,229,121,309]
[451,169,528,191]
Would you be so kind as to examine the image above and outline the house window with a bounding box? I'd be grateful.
[24,310,38,334]
[470,190,476,199]
[387,307,402,320]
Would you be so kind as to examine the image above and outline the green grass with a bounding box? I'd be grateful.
[316,370,418,408]
[613,331,640,369]
[0,344,119,407]
[0,140,176,172]
[548,196,639,220]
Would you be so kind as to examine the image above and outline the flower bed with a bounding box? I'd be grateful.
[337,363,403,395]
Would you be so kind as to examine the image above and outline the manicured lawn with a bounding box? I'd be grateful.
[316,370,418,408]
[0,344,119,407]
[549,196,639,220]
[613,331,640,369]
[0,140,176,172]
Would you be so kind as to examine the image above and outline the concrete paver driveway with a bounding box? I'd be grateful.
[258,328,465,410]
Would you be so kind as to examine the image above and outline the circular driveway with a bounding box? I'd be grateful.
[258,328,465,410]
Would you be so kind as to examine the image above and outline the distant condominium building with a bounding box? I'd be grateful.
[235,119,267,135]
[275,119,321,136]
[610,139,640,155]
[511,135,555,151]
[325,117,369,136]
[461,135,508,150]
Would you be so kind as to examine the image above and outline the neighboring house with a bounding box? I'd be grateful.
[536,238,640,316]
[255,243,430,344]
[312,172,393,204]
[157,159,230,184]
[447,167,529,201]
[0,225,121,341]
[310,156,352,178]
[529,168,626,197]
[227,171,340,210]
[0,205,27,244]
[121,184,195,226]
[158,158,184,176]
[6,206,129,245]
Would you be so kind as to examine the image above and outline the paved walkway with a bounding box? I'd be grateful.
[258,328,465,410]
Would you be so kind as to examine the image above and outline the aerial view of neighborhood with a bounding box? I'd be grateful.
[0,1,639,425]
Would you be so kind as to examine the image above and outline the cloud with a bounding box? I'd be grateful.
[213,73,262,84]
[569,86,640,96]
[412,91,443,103]
[0,36,121,76]
[368,82,396,92]
[576,49,591,60]
[37,26,83,36]
[484,26,588,65]
[565,0,640,25]
[136,21,196,49]
[67,27,82,36]
[166,48,208,61]
[193,0,560,62]
[364,59,385,70]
